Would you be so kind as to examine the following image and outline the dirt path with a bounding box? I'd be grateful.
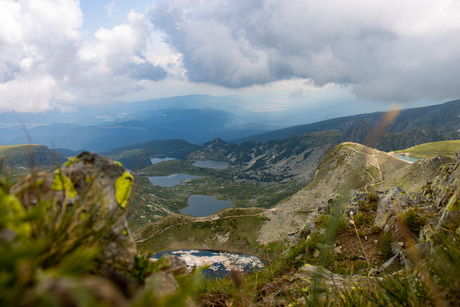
[363,151,384,192]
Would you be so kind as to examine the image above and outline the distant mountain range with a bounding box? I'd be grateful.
[236,99,460,152]
[100,99,458,182]
[0,98,458,154]
[1,108,264,152]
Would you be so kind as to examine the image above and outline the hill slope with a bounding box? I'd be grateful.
[134,142,453,252]
[259,142,453,242]
[191,131,342,184]
[237,99,460,151]
[0,144,67,170]
[394,140,460,159]
[105,139,199,171]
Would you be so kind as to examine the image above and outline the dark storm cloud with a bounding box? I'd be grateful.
[150,0,460,102]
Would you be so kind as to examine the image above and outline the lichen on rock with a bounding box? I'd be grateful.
[11,152,137,271]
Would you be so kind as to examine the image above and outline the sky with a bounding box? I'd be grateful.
[0,0,459,115]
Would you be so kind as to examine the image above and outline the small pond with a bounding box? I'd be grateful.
[152,249,266,278]
[393,154,422,163]
[181,195,232,217]
[193,160,229,170]
[148,173,202,187]
[151,157,177,164]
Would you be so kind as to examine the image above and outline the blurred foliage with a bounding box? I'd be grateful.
[0,174,197,306]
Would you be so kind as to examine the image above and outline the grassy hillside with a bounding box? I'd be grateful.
[0,144,67,170]
[128,159,300,231]
[394,139,460,159]
[134,208,276,259]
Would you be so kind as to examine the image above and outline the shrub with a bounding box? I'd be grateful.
[353,212,375,227]
[357,193,378,212]
[315,214,330,229]
[401,208,427,233]
[315,214,348,233]
[379,231,396,259]
[368,191,379,203]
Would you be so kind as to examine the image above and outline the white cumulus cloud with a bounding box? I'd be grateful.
[0,0,166,112]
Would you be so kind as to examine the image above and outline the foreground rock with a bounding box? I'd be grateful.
[260,264,377,306]
[11,152,136,270]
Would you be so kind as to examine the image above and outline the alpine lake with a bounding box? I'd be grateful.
[148,159,232,217]
[148,159,265,276]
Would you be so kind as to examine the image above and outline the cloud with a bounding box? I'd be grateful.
[0,0,167,112]
[150,0,460,102]
[128,57,167,81]
[105,1,116,18]
[1,0,458,113]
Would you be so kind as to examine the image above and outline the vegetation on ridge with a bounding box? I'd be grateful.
[394,139,460,159]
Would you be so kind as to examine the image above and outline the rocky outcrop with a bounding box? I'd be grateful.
[261,150,460,306]
[423,151,460,229]
[260,264,377,306]
[373,187,427,234]
[11,152,137,270]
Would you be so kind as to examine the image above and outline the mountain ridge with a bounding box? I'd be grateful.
[235,99,460,151]
[1,99,458,153]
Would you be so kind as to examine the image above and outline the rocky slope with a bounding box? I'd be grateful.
[256,148,460,306]
[191,146,459,305]
[257,142,452,243]
[135,142,455,256]
[189,131,342,184]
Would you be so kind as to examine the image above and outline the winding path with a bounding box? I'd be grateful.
[363,151,384,192]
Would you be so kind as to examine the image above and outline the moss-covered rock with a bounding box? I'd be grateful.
[11,152,136,271]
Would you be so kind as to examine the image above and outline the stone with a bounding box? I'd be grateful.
[430,152,460,230]
[11,152,137,271]
[380,253,402,273]
[162,254,188,275]
[391,242,402,255]
[33,275,129,307]
[148,272,179,298]
[313,249,320,258]
[295,254,304,261]
[334,246,343,254]
[374,187,406,230]
[294,264,375,293]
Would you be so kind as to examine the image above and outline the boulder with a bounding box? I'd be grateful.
[11,152,137,270]
[374,187,406,232]
[430,152,460,231]
[30,275,129,307]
